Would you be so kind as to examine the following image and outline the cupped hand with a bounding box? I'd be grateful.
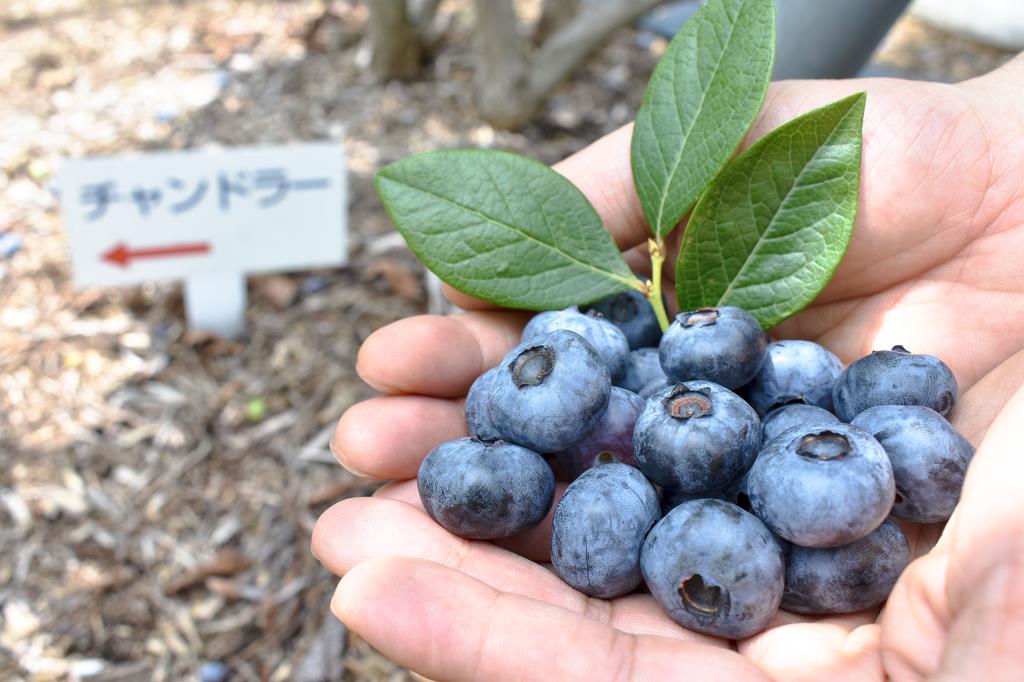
[313,56,1024,681]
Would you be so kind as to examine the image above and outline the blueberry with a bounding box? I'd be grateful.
[658,484,769,527]
[720,472,753,514]
[761,403,841,443]
[199,662,229,682]
[465,367,502,440]
[716,475,793,557]
[782,519,911,614]
[659,307,767,390]
[522,307,630,381]
[638,377,672,399]
[832,345,957,421]
[417,437,555,539]
[616,348,668,394]
[747,423,895,547]
[551,463,660,598]
[852,405,975,523]
[490,330,610,452]
[659,486,718,515]
[660,472,755,514]
[633,381,761,495]
[641,499,784,638]
[745,340,844,415]
[552,387,644,480]
[581,288,662,350]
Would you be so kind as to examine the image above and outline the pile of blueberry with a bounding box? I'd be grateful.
[417,290,974,638]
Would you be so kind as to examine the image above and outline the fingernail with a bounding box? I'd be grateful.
[329,435,370,478]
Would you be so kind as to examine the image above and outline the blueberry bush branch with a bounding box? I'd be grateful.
[473,0,665,129]
[646,238,671,332]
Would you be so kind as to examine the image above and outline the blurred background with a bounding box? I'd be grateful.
[0,1,1020,680]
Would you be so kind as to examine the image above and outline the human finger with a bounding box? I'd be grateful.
[355,311,528,397]
[332,557,766,681]
[370,479,558,562]
[312,495,702,643]
[739,610,883,682]
[330,396,466,479]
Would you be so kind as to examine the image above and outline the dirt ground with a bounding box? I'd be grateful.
[0,1,1016,680]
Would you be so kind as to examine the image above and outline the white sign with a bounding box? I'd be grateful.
[59,143,347,337]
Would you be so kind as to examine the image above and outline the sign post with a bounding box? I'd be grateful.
[59,143,347,338]
[183,273,248,339]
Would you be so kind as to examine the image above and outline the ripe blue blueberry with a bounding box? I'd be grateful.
[720,471,753,514]
[715,473,789,546]
[747,423,895,547]
[659,460,806,559]
[490,330,610,452]
[581,289,662,350]
[659,486,716,515]
[633,381,761,495]
[659,307,767,390]
[782,519,911,614]
[551,463,660,598]
[761,403,840,443]
[745,340,844,415]
[552,387,644,480]
[616,348,668,394]
[852,405,975,523]
[832,345,958,421]
[417,437,555,540]
[638,377,672,399]
[658,484,783,544]
[522,307,630,382]
[660,471,759,515]
[641,499,784,638]
[465,367,502,441]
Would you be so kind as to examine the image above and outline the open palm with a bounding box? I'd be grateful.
[313,56,1024,681]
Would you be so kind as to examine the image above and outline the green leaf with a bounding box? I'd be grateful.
[374,149,638,310]
[675,92,866,328]
[631,0,775,239]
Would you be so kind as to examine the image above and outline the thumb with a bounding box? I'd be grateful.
[960,50,1024,98]
[882,362,1024,680]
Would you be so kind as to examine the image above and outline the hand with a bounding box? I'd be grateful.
[313,55,1024,681]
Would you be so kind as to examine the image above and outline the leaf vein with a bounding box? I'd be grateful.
[652,0,750,234]
[390,180,633,286]
[715,109,860,305]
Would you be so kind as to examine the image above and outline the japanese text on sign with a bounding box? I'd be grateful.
[59,144,347,289]
[80,169,332,221]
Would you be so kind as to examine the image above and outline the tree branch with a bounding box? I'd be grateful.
[409,0,445,49]
[528,0,663,101]
[471,0,533,128]
[409,0,442,26]
[366,0,422,80]
[535,0,580,45]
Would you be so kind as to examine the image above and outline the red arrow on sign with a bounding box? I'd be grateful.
[102,241,211,268]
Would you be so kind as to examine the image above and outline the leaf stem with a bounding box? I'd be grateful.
[647,238,671,332]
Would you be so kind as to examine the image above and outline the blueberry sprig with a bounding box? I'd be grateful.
[373,0,937,642]
[375,0,864,332]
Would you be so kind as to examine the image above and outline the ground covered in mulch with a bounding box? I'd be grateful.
[0,1,1015,680]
